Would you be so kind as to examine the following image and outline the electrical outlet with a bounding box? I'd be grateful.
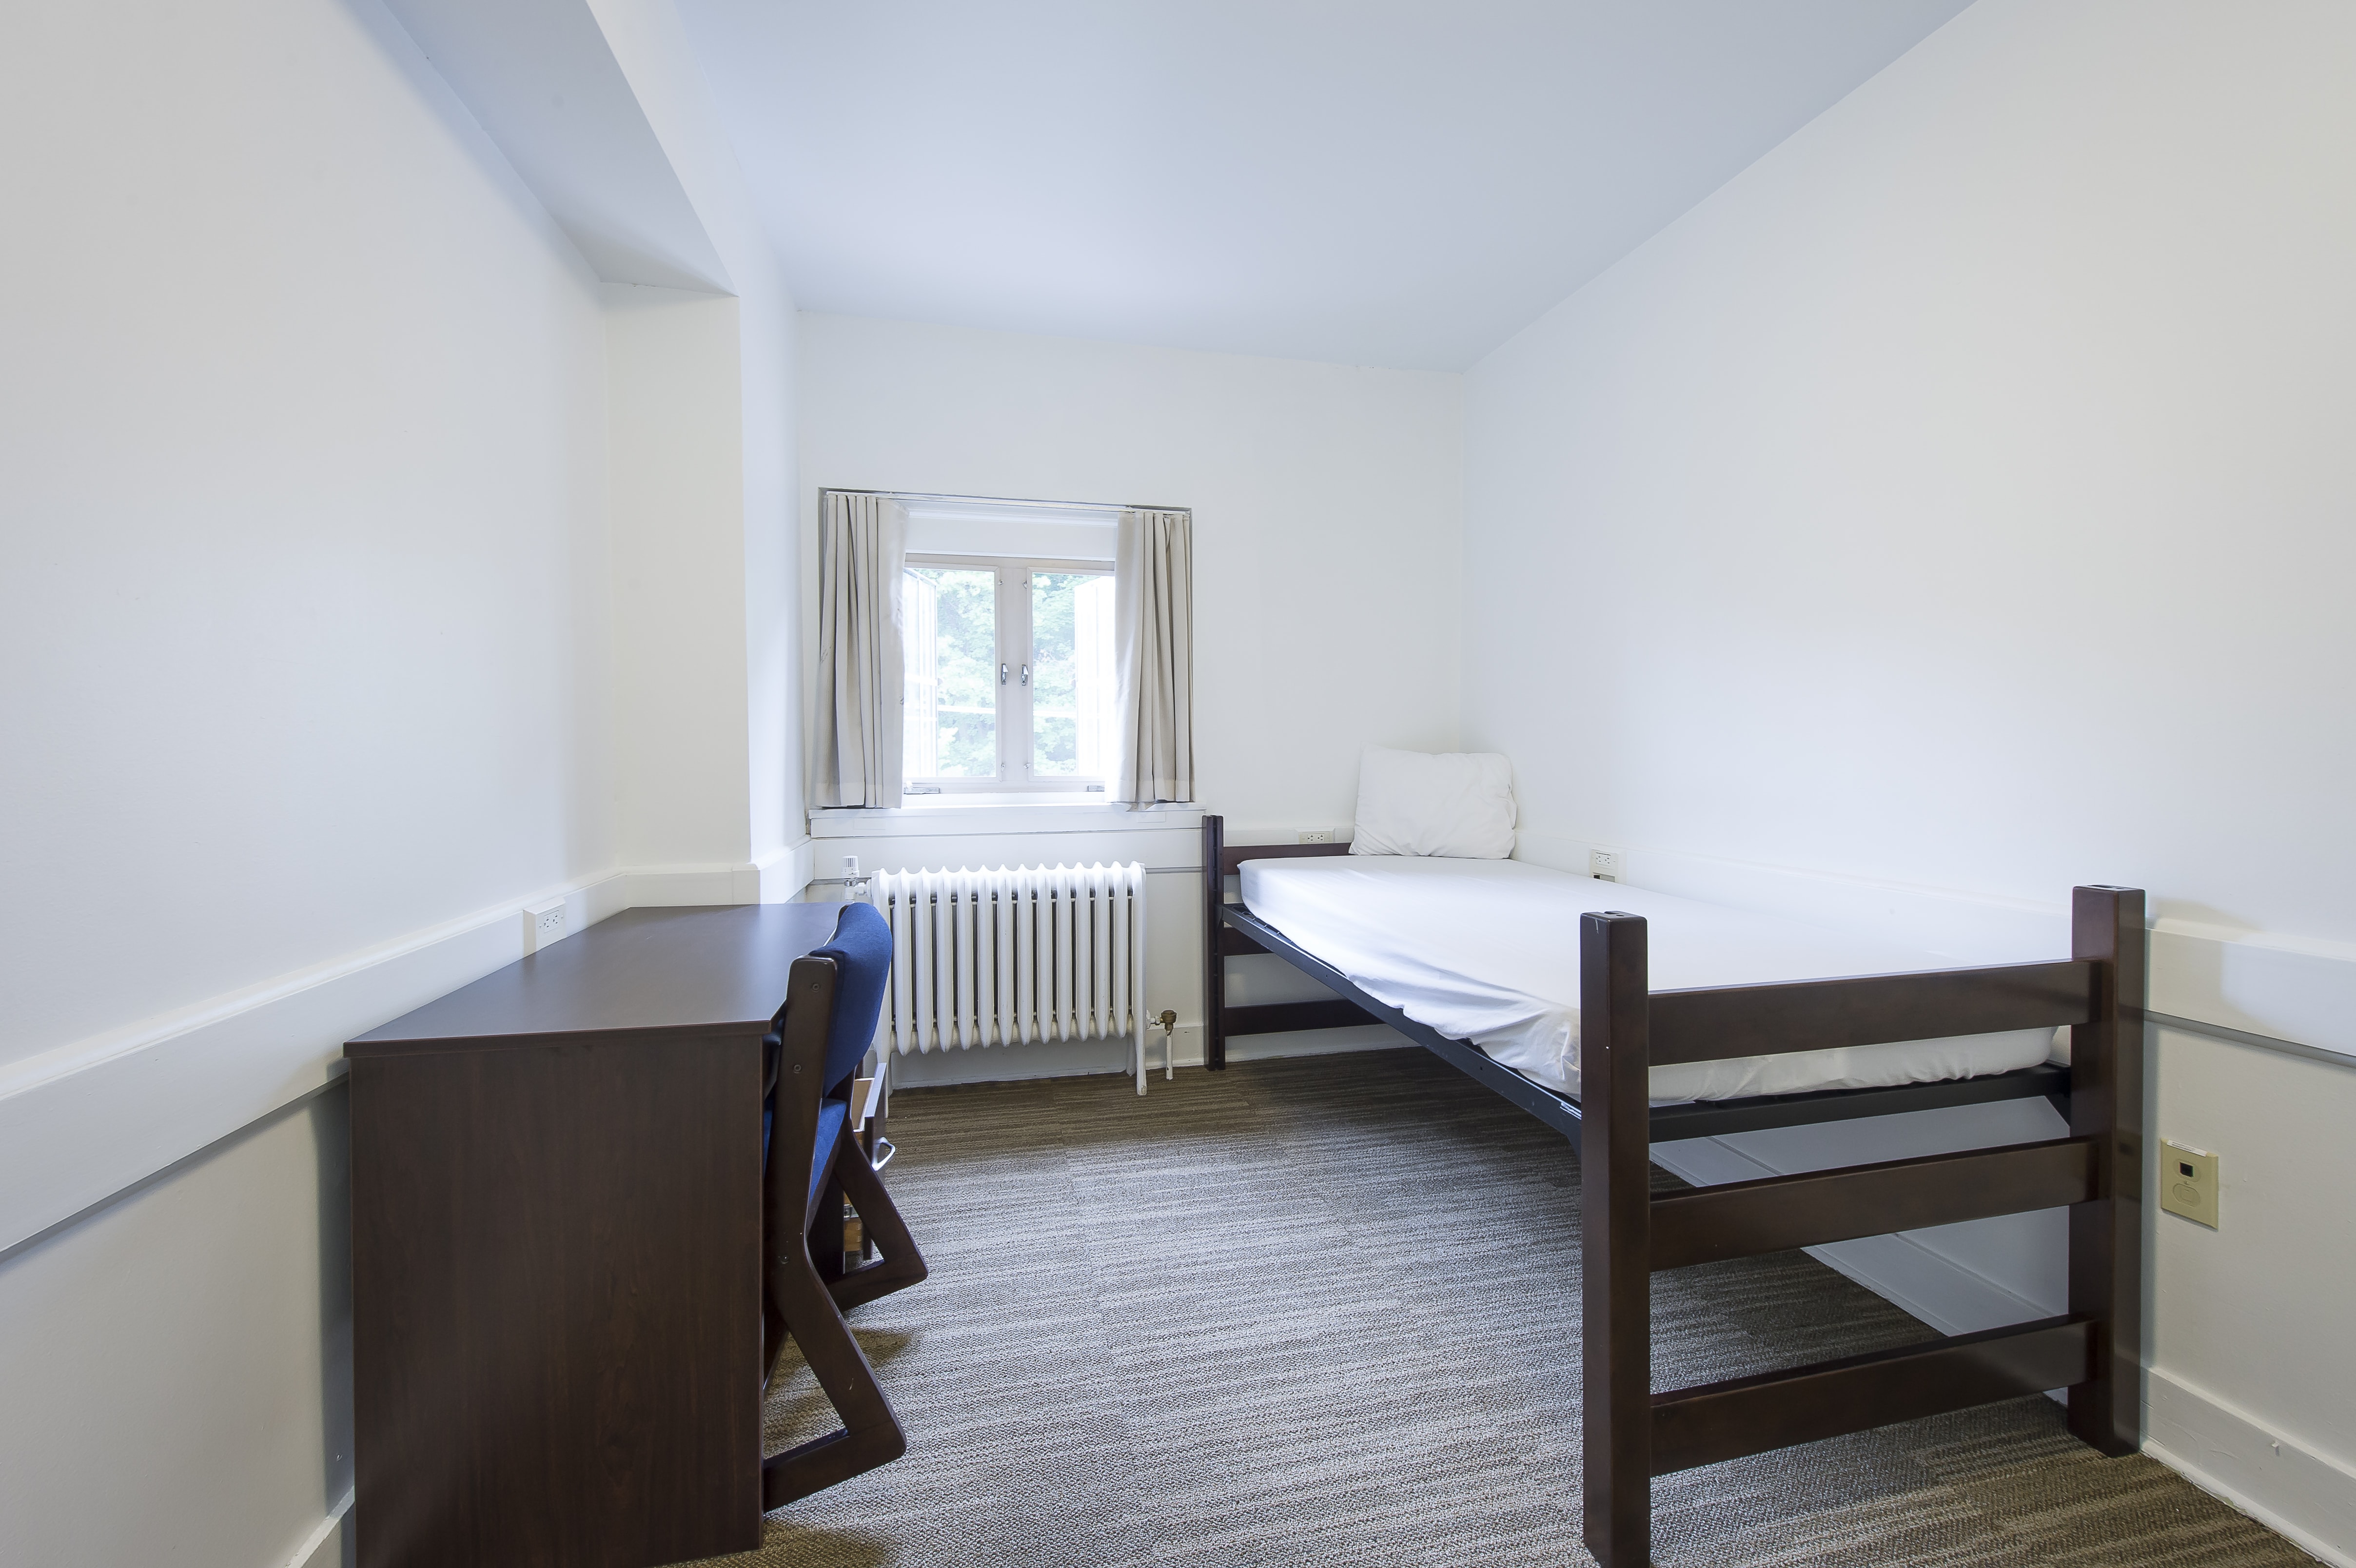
[1298,828,1335,844]
[522,898,568,954]
[1590,847,1623,882]
[2160,1140,2219,1227]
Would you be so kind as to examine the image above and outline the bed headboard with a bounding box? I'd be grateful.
[1203,810,1351,881]
[1202,814,1361,1071]
[1215,838,1351,878]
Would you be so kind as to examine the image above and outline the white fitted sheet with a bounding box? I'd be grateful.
[1237,856,2053,1103]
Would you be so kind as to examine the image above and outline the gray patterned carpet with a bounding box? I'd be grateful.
[697,1052,2310,1568]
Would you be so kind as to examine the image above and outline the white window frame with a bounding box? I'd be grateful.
[903,552,1115,795]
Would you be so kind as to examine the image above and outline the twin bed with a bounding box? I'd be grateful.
[1200,815,2144,1568]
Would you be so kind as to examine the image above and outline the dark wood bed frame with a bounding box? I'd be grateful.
[1200,817,2144,1568]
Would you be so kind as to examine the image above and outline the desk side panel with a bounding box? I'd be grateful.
[352,1034,763,1568]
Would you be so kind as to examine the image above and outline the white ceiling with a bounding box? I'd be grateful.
[678,1,1971,372]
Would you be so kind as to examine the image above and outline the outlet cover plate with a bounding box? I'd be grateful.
[2160,1139,2219,1227]
[522,898,569,955]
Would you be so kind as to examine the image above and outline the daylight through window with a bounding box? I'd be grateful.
[903,559,1117,791]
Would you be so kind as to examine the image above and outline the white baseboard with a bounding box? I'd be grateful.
[2147,1369,2356,1567]
[0,861,791,1258]
[888,1035,1139,1087]
[1225,1024,1413,1062]
[884,1021,1413,1090]
[752,837,817,903]
[286,1491,353,1568]
[625,862,753,907]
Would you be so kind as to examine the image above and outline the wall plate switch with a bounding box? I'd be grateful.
[1298,829,1335,843]
[2160,1139,2219,1227]
[522,898,568,955]
[1590,847,1623,882]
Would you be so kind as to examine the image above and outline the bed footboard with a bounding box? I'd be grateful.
[1580,890,2144,1567]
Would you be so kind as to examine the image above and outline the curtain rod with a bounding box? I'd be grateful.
[820,488,1190,514]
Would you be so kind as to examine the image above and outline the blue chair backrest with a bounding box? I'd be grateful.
[810,901,891,1096]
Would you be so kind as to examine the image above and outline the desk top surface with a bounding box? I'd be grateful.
[348,902,848,1055]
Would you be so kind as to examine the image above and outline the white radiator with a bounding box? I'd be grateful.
[872,862,1168,1093]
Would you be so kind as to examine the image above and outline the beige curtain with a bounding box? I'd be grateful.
[1113,508,1194,804]
[810,492,906,807]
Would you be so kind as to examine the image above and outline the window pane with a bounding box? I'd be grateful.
[903,566,997,778]
[1031,571,1117,778]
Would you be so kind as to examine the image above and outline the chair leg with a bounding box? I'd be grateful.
[827,1130,929,1314]
[761,1234,910,1509]
[759,1128,929,1508]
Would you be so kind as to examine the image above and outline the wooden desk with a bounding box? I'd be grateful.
[347,902,847,1568]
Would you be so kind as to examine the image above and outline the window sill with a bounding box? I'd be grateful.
[807,801,1203,839]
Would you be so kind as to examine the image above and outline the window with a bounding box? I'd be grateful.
[903,555,1118,792]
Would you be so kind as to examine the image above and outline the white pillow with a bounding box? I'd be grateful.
[1350,746,1517,859]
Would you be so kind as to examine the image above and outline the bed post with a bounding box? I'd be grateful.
[2068,885,2146,1455]
[1203,815,1227,1071]
[1581,910,1652,1568]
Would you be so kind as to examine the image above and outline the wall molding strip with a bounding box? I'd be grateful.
[1514,830,2356,1064]
[2149,1010,2356,1071]
[0,859,808,1257]
[0,1076,346,1272]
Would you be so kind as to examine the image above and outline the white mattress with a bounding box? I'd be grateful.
[1237,856,2054,1103]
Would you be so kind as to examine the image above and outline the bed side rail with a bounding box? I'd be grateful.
[1647,960,2098,1065]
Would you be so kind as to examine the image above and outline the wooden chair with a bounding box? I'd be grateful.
[759,902,929,1509]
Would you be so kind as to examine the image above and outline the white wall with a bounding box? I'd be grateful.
[606,284,754,869]
[796,315,1462,1080]
[1,0,615,1076]
[740,272,804,871]
[1463,0,2356,1556]
[1466,0,2356,946]
[0,0,822,1562]
[797,313,1466,837]
[590,0,808,891]
[2147,1023,2356,1554]
[0,1093,353,1568]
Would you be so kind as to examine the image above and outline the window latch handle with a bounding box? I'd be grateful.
[1000,663,1009,685]
[1021,663,1030,686]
